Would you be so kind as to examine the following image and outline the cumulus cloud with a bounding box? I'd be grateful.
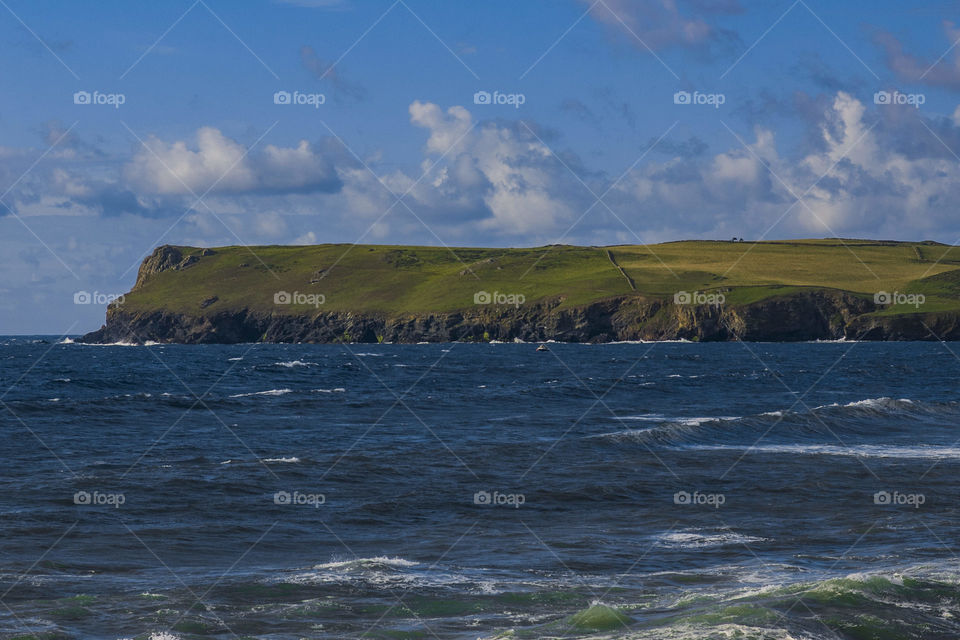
[8,93,960,247]
[123,127,342,196]
[403,101,592,235]
[611,91,960,239]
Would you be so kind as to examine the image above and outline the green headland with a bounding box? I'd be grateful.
[82,239,960,343]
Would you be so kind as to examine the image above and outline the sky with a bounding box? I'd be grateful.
[3,0,960,333]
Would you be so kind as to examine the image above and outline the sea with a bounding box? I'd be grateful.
[1,338,960,639]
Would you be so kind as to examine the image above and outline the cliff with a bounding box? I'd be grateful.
[81,241,960,344]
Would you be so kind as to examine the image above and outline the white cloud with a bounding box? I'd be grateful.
[123,127,340,196]
[10,93,960,253]
[405,101,586,235]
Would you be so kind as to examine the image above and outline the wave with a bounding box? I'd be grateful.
[595,415,742,445]
[312,387,345,393]
[813,396,917,412]
[229,389,292,398]
[655,530,769,550]
[313,556,419,570]
[687,443,960,459]
[261,456,300,463]
[483,569,960,639]
[597,397,960,448]
[273,360,316,368]
[283,556,439,589]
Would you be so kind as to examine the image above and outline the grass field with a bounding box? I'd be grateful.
[123,240,960,317]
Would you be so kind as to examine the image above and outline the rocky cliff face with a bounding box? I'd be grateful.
[82,288,950,344]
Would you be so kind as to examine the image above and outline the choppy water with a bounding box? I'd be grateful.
[2,338,960,639]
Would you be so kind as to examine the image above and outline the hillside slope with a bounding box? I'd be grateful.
[82,240,960,343]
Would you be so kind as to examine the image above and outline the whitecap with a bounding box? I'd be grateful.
[262,456,300,463]
[274,360,316,368]
[314,556,419,570]
[813,397,915,411]
[686,443,960,459]
[229,389,292,398]
[655,531,769,549]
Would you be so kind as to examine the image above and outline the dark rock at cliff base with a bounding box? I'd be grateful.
[846,311,960,341]
[81,289,895,345]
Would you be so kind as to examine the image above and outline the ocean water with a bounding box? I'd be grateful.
[2,338,960,639]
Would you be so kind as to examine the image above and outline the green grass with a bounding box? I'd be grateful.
[119,240,960,318]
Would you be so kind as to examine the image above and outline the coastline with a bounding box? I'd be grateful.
[81,243,960,344]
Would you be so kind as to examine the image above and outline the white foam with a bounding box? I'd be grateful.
[687,443,960,459]
[274,360,316,368]
[655,531,769,549]
[813,397,915,411]
[314,556,418,570]
[614,415,739,426]
[262,456,300,463]
[313,387,345,393]
[229,388,292,398]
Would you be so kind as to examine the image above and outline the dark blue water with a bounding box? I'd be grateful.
[2,338,960,639]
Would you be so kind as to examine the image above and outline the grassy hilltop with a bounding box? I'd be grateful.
[122,239,960,318]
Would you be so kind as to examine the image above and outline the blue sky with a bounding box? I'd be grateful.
[2,0,960,333]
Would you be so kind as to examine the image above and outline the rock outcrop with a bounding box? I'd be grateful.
[81,288,946,344]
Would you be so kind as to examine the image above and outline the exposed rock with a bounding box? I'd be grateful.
[80,288,905,345]
[134,245,204,290]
